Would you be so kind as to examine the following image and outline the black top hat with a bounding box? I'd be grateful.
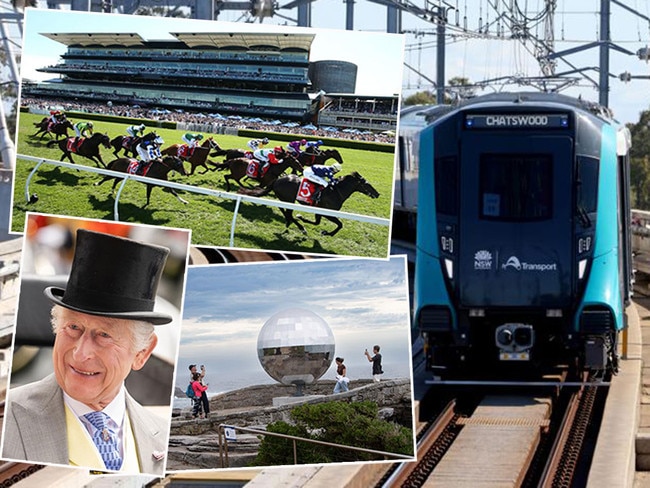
[44,229,173,325]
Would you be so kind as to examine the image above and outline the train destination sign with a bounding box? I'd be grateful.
[465,113,569,129]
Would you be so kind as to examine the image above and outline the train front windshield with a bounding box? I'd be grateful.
[479,154,553,221]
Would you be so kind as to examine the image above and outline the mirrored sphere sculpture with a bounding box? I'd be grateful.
[257,308,335,391]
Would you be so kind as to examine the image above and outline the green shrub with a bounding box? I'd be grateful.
[252,400,413,466]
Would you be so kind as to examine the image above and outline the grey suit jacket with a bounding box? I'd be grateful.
[1,374,168,476]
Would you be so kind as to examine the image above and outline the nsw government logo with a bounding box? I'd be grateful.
[474,250,492,270]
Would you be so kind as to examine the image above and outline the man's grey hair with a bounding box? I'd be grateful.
[50,305,156,352]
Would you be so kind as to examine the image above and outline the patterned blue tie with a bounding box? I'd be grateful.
[83,411,123,471]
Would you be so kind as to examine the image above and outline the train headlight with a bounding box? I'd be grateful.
[514,327,533,347]
[495,323,535,357]
[496,328,513,346]
[578,237,592,253]
[578,259,588,279]
[444,259,453,279]
[440,236,454,253]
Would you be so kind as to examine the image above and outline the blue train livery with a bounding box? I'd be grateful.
[407,92,633,375]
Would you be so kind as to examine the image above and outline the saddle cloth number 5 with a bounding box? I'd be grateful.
[299,179,313,199]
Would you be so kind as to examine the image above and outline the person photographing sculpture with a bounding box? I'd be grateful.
[3,229,173,476]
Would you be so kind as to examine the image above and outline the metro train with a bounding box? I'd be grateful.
[399,92,633,375]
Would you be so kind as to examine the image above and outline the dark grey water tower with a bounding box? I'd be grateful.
[309,60,358,94]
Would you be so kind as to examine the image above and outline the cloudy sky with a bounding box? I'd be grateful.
[176,256,413,397]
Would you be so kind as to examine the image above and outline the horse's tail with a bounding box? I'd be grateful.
[237,185,273,197]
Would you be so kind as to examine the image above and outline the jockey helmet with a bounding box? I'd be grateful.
[274,146,283,154]
[138,124,145,131]
[87,122,94,128]
[262,137,269,144]
[300,139,307,145]
[317,140,323,145]
[197,134,204,140]
[331,162,342,173]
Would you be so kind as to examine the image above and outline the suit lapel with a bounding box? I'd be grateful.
[125,392,167,475]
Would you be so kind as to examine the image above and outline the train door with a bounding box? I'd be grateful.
[457,133,574,308]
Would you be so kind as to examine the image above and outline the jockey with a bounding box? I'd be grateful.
[286,139,307,156]
[73,121,93,145]
[253,146,284,176]
[135,135,164,175]
[247,137,269,152]
[303,162,342,203]
[181,132,204,151]
[48,110,65,130]
[126,123,146,138]
[305,140,324,154]
[49,110,64,124]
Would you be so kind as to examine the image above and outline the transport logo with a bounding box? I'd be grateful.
[474,250,493,270]
[501,255,557,272]
[502,256,522,270]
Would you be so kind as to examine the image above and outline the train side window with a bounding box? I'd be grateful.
[479,154,553,221]
[435,156,458,216]
[576,156,599,214]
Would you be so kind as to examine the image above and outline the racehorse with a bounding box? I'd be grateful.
[239,171,380,236]
[110,131,159,158]
[46,133,112,168]
[160,137,221,175]
[94,155,188,207]
[32,119,74,140]
[297,149,344,167]
[212,154,303,192]
[210,148,249,161]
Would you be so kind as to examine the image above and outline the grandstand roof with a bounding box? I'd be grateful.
[171,32,315,51]
[41,31,315,51]
[41,32,146,47]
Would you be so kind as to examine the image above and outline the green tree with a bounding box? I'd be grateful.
[403,90,436,106]
[403,77,476,107]
[252,401,414,466]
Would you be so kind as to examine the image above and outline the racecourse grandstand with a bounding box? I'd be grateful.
[316,93,398,133]
[22,32,316,121]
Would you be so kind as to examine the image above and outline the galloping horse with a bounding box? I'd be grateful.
[210,147,249,161]
[212,154,303,192]
[239,171,380,236]
[32,119,74,140]
[94,155,188,207]
[110,131,159,158]
[160,137,221,175]
[47,133,112,168]
[297,149,344,167]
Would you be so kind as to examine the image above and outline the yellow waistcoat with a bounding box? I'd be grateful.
[65,404,141,473]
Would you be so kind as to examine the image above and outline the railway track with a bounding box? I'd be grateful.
[375,372,608,488]
[379,400,461,487]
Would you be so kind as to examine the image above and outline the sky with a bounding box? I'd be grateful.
[19,7,405,97]
[4,3,650,124]
[175,256,413,399]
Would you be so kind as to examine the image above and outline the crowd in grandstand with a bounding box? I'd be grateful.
[44,63,308,83]
[21,97,395,143]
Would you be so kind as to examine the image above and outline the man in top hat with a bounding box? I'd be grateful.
[2,229,173,476]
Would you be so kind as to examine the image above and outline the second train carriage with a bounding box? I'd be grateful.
[410,92,633,375]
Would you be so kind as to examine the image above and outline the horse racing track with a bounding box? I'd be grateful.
[11,112,395,258]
